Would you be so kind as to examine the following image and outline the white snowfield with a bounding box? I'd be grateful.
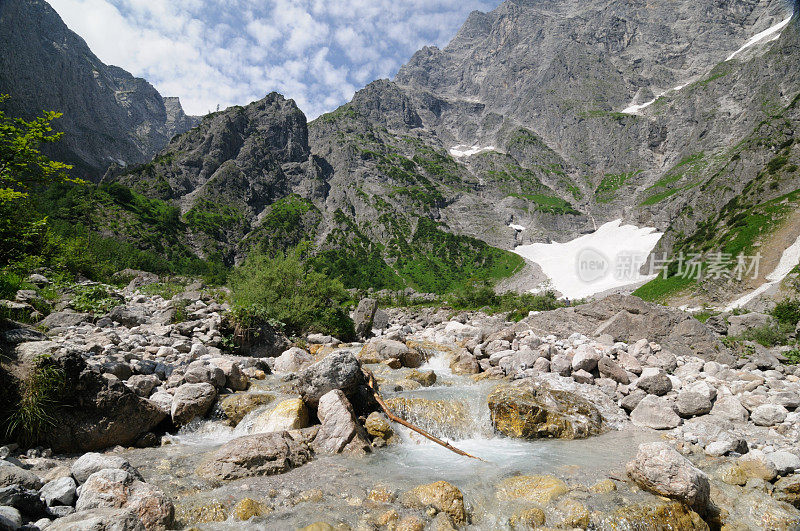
[512,219,664,299]
[725,233,800,311]
[621,83,689,115]
[726,15,793,62]
[448,145,497,158]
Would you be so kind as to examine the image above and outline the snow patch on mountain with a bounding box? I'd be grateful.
[449,145,498,158]
[725,233,800,311]
[726,15,793,61]
[512,219,664,299]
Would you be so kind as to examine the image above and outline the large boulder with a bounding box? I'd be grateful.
[196,431,312,481]
[39,476,77,506]
[295,350,364,407]
[208,358,248,391]
[47,507,146,531]
[71,453,141,484]
[38,353,166,453]
[273,347,314,373]
[215,393,273,426]
[311,390,370,455]
[75,469,173,530]
[39,311,91,330]
[626,442,710,513]
[727,312,773,336]
[487,382,603,439]
[171,383,217,425]
[0,464,42,490]
[353,298,378,339]
[358,339,409,364]
[250,398,309,433]
[630,395,681,429]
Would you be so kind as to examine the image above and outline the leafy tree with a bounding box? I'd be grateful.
[229,244,355,340]
[0,95,79,264]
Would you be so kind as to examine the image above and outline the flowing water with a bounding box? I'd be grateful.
[124,348,660,529]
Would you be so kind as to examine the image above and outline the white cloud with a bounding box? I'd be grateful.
[47,0,500,119]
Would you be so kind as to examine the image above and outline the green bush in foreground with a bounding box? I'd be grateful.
[229,246,355,340]
[4,355,66,446]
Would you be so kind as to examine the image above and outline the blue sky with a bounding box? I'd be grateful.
[48,0,501,118]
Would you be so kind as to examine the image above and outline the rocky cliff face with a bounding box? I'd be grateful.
[0,0,199,179]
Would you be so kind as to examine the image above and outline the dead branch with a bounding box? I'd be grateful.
[363,369,485,461]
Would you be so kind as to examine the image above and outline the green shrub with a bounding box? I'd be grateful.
[5,355,66,446]
[739,325,788,347]
[70,285,119,314]
[772,299,800,327]
[139,281,185,300]
[784,348,800,365]
[229,246,355,340]
[446,282,564,320]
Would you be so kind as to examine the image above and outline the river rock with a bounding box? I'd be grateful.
[605,502,708,530]
[196,432,312,481]
[47,507,145,530]
[353,298,378,339]
[710,394,749,422]
[626,442,710,512]
[170,383,217,425]
[71,453,142,485]
[774,475,800,507]
[636,369,672,396]
[273,347,314,373]
[630,395,681,429]
[737,450,778,481]
[0,464,42,490]
[295,350,364,407]
[183,361,226,388]
[250,398,309,433]
[39,476,77,506]
[598,356,629,384]
[364,412,393,440]
[768,451,800,476]
[495,475,568,505]
[400,481,466,525]
[488,382,603,439]
[0,484,47,519]
[449,349,479,375]
[312,390,370,454]
[216,393,273,426]
[385,397,471,440]
[125,375,160,398]
[676,390,713,418]
[0,506,22,530]
[209,358,248,391]
[407,369,436,386]
[750,404,788,426]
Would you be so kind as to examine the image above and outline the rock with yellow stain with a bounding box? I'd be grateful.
[376,509,399,527]
[174,501,228,525]
[396,516,425,531]
[509,507,546,529]
[488,382,603,439]
[250,398,308,433]
[556,497,590,528]
[495,475,568,505]
[386,397,472,440]
[299,523,335,531]
[232,498,270,521]
[365,412,394,440]
[367,485,397,503]
[717,463,748,486]
[602,502,709,530]
[589,479,617,494]
[400,481,467,526]
[217,392,273,426]
[407,369,436,387]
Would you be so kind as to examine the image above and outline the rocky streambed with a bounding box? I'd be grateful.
[1,280,800,530]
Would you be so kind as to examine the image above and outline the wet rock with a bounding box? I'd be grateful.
[0,465,42,490]
[385,397,472,440]
[488,382,603,439]
[39,476,77,506]
[196,432,312,481]
[365,412,394,440]
[737,450,778,482]
[359,339,408,364]
[47,507,145,530]
[251,398,309,433]
[604,502,708,530]
[495,475,568,504]
[556,497,590,528]
[636,369,672,396]
[71,453,141,484]
[295,350,364,407]
[750,404,788,426]
[170,383,217,426]
[449,349,479,375]
[676,390,713,418]
[407,369,436,386]
[311,390,371,455]
[400,481,466,526]
[630,395,681,429]
[509,507,546,528]
[589,479,617,493]
[626,442,710,512]
[232,498,270,521]
[273,347,314,373]
[216,393,273,426]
